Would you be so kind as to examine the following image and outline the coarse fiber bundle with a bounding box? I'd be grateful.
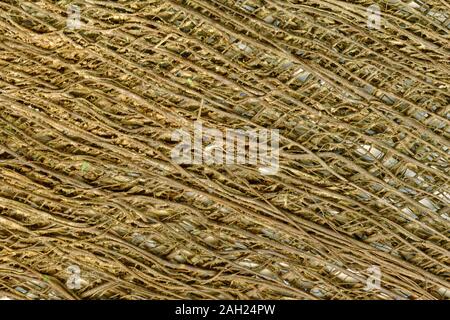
[0,0,449,300]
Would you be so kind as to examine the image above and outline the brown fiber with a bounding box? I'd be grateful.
[0,0,449,300]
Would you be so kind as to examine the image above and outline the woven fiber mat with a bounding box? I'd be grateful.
[0,0,449,300]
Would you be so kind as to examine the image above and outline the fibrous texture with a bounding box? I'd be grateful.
[0,0,449,300]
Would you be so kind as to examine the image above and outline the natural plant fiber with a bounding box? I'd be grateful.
[0,0,449,300]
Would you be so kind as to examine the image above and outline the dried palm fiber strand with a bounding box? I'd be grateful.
[0,0,448,300]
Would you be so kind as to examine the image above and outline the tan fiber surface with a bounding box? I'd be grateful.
[0,0,449,299]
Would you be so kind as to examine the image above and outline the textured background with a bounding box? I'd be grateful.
[0,0,449,299]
